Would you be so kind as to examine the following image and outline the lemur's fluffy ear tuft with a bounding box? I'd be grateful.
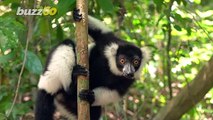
[88,15,112,33]
[141,47,151,65]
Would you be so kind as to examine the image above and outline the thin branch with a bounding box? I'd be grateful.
[0,68,2,86]
[117,0,126,28]
[6,16,33,118]
[166,0,175,100]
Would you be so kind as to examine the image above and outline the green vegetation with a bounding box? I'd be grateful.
[0,0,212,119]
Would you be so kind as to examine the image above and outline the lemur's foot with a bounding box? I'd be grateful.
[73,8,82,22]
[79,89,95,104]
[73,64,89,77]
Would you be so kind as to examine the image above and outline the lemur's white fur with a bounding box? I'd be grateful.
[104,43,123,76]
[38,45,75,94]
[88,16,112,33]
[92,87,121,106]
[134,47,151,79]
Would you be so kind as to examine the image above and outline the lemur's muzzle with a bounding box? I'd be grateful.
[122,63,135,79]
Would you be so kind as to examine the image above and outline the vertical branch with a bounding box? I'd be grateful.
[117,0,126,28]
[75,0,90,120]
[166,0,174,100]
[0,68,2,85]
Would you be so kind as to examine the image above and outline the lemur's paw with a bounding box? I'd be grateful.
[73,8,82,22]
[73,65,89,77]
[79,89,95,104]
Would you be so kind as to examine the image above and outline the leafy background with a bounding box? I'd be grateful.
[0,0,212,119]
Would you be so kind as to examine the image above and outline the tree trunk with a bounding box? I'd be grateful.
[75,0,90,120]
[153,56,213,120]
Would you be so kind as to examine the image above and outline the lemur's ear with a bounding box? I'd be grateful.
[88,15,112,33]
[140,47,151,65]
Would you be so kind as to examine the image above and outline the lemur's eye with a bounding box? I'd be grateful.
[119,58,126,65]
[133,59,139,66]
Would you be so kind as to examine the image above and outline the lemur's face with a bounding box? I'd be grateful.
[116,45,142,79]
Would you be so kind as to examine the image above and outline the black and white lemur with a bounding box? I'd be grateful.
[35,11,150,120]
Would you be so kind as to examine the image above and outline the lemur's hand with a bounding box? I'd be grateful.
[73,8,82,22]
[72,64,89,77]
[79,89,95,104]
[68,65,88,95]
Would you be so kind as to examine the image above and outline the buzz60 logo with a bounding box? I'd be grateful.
[16,6,57,16]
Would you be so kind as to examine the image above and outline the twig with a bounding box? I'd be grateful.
[166,0,175,100]
[6,16,33,118]
[0,68,2,85]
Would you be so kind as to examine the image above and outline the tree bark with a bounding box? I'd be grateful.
[153,56,213,120]
[75,0,90,120]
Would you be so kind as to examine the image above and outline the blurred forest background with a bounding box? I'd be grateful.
[0,0,212,120]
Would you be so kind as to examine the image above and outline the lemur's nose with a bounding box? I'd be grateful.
[123,63,135,79]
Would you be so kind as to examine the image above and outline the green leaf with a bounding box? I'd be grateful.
[132,19,140,25]
[0,17,24,33]
[56,0,75,18]
[176,0,181,5]
[194,0,201,4]
[183,17,192,23]
[0,51,15,64]
[173,13,183,22]
[21,50,43,75]
[37,18,50,38]
[97,0,114,13]
[181,0,187,6]
[153,0,164,5]
[0,93,12,113]
[0,0,21,5]
[153,0,164,12]
[0,30,19,52]
[0,17,24,52]
[174,25,182,31]
[0,113,7,120]
[156,14,165,26]
[13,102,31,116]
[162,24,168,29]
[186,27,192,36]
[56,24,64,40]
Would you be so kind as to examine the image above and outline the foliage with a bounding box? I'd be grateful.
[0,0,212,119]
